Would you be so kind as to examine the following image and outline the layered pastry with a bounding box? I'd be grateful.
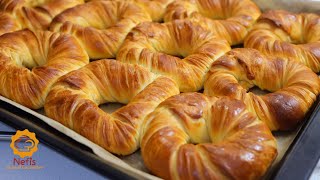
[204,48,320,130]
[0,29,89,109]
[87,0,174,22]
[117,20,230,92]
[0,1,316,179]
[50,1,151,59]
[0,0,84,35]
[0,12,19,35]
[244,10,320,72]
[133,0,175,22]
[141,93,277,179]
[44,60,179,155]
[164,0,261,45]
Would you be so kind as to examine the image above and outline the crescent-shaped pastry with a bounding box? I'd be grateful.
[141,93,277,179]
[164,0,261,45]
[50,1,151,59]
[0,0,83,34]
[0,29,89,109]
[204,48,320,130]
[117,20,230,92]
[45,60,179,155]
[244,10,320,72]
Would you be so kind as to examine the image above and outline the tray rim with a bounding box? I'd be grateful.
[0,95,319,179]
[0,96,158,180]
[271,96,320,179]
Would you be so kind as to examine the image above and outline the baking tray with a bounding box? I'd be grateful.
[0,94,319,179]
[0,1,319,179]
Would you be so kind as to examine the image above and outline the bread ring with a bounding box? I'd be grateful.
[0,0,83,33]
[204,48,320,130]
[133,0,174,22]
[141,92,277,179]
[0,29,89,109]
[117,20,231,92]
[244,10,320,72]
[87,0,174,22]
[44,60,179,155]
[50,1,151,59]
[164,0,261,45]
[0,12,20,35]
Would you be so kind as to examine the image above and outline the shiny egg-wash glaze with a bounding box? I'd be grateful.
[117,20,231,92]
[244,10,320,72]
[0,12,19,35]
[50,1,151,60]
[0,29,89,109]
[87,0,175,22]
[164,0,261,45]
[0,0,84,35]
[141,93,277,179]
[204,48,320,130]
[45,60,180,155]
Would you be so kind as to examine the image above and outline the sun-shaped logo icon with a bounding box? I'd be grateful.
[10,129,39,158]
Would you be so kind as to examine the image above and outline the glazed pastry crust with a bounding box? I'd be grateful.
[204,48,320,130]
[86,0,174,22]
[141,93,277,180]
[134,0,175,22]
[244,10,320,72]
[50,1,151,59]
[0,0,84,34]
[164,0,261,45]
[117,20,230,92]
[0,29,89,109]
[0,12,20,35]
[45,60,180,155]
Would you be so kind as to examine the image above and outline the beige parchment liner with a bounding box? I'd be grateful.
[1,1,319,179]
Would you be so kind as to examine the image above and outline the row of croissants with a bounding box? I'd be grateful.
[0,0,319,179]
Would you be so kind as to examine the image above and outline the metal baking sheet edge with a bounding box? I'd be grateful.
[0,96,159,180]
[272,96,320,179]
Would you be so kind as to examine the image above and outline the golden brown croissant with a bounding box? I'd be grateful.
[244,10,320,72]
[117,20,231,92]
[50,1,151,60]
[0,29,89,109]
[44,60,180,155]
[0,0,84,34]
[204,48,320,130]
[87,0,174,22]
[164,0,261,45]
[0,12,20,35]
[133,0,174,22]
[141,92,277,179]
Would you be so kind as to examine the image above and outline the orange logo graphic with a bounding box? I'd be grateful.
[10,129,39,158]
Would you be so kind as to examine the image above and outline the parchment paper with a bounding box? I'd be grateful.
[1,1,319,179]
[253,0,320,14]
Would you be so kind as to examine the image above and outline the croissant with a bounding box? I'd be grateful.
[0,29,89,109]
[0,0,84,34]
[117,20,231,92]
[44,60,180,155]
[87,0,174,22]
[0,12,19,35]
[204,48,320,130]
[141,92,277,179]
[133,0,175,22]
[164,0,261,45]
[244,10,320,72]
[50,1,151,59]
